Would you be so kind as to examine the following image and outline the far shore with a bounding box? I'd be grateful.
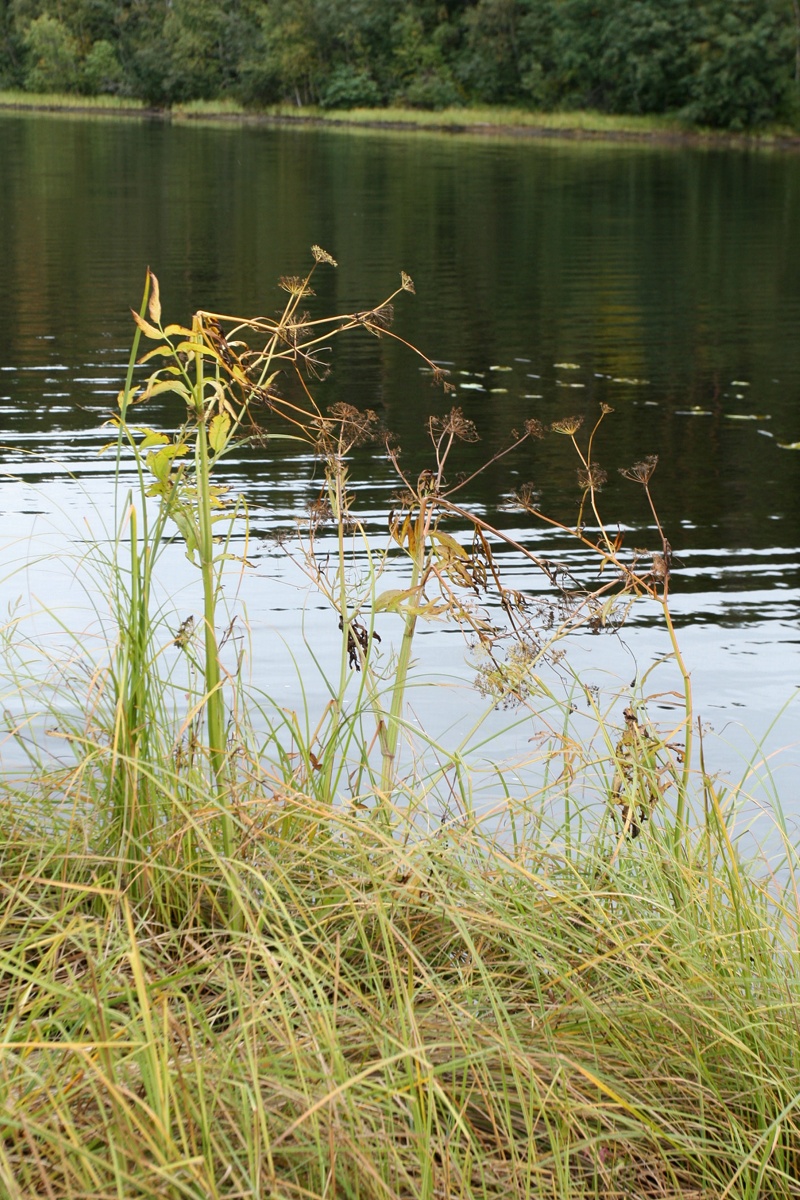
[3,90,800,152]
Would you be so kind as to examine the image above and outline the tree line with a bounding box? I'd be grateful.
[1,0,798,130]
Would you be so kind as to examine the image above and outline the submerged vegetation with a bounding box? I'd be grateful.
[1,255,800,1197]
[0,0,799,131]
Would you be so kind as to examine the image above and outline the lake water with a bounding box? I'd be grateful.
[0,111,798,821]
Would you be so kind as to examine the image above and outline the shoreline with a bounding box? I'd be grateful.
[3,94,800,151]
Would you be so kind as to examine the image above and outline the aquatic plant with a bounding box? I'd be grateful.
[1,254,799,1198]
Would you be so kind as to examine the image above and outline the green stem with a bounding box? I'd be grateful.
[379,501,428,802]
[191,317,232,861]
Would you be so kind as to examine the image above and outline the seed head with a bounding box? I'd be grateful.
[328,402,380,446]
[524,418,545,439]
[577,464,607,491]
[400,271,415,293]
[619,454,658,484]
[551,416,584,436]
[429,406,479,443]
[356,303,394,333]
[279,275,315,297]
[311,245,337,267]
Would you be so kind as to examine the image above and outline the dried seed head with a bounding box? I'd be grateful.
[619,454,658,484]
[328,402,380,446]
[429,406,479,443]
[551,415,584,436]
[524,418,545,439]
[577,464,607,491]
[311,245,337,267]
[400,271,415,293]
[279,275,315,297]
[431,365,456,393]
[515,482,539,508]
[356,303,394,333]
[600,403,614,415]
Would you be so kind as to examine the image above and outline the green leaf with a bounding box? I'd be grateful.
[170,507,199,562]
[146,442,188,483]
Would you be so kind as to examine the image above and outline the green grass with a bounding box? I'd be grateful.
[3,89,799,146]
[1,260,799,1197]
[0,87,146,111]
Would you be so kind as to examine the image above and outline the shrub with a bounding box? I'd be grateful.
[23,13,80,94]
[80,38,124,95]
[319,64,382,109]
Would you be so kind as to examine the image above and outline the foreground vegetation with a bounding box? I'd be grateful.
[1,258,799,1197]
[1,0,799,132]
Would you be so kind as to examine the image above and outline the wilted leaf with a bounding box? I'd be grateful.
[148,269,161,325]
[431,530,468,560]
[139,378,191,404]
[373,588,417,614]
[131,309,163,341]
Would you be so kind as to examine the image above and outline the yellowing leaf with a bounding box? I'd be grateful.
[139,429,170,450]
[139,378,191,403]
[147,269,161,325]
[137,345,178,364]
[431,530,468,560]
[777,440,800,450]
[131,309,163,341]
[373,588,418,614]
[209,412,231,454]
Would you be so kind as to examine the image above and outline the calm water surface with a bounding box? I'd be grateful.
[0,112,798,810]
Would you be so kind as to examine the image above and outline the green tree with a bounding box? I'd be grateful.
[24,12,80,91]
[81,36,123,92]
[687,0,795,128]
[0,0,26,86]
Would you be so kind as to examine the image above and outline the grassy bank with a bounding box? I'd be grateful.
[2,88,800,149]
[1,261,799,1198]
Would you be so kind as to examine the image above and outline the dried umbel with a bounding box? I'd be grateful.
[577,463,608,491]
[429,407,479,443]
[314,402,381,454]
[311,244,337,266]
[619,454,658,485]
[279,275,315,297]
[355,303,394,333]
[551,415,584,436]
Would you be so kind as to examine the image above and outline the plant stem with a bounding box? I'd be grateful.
[191,315,232,861]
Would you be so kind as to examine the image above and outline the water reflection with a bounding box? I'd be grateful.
[0,111,798,798]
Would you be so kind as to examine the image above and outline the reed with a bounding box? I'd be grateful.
[0,256,798,1198]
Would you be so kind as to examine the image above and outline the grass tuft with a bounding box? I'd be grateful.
[1,259,799,1197]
